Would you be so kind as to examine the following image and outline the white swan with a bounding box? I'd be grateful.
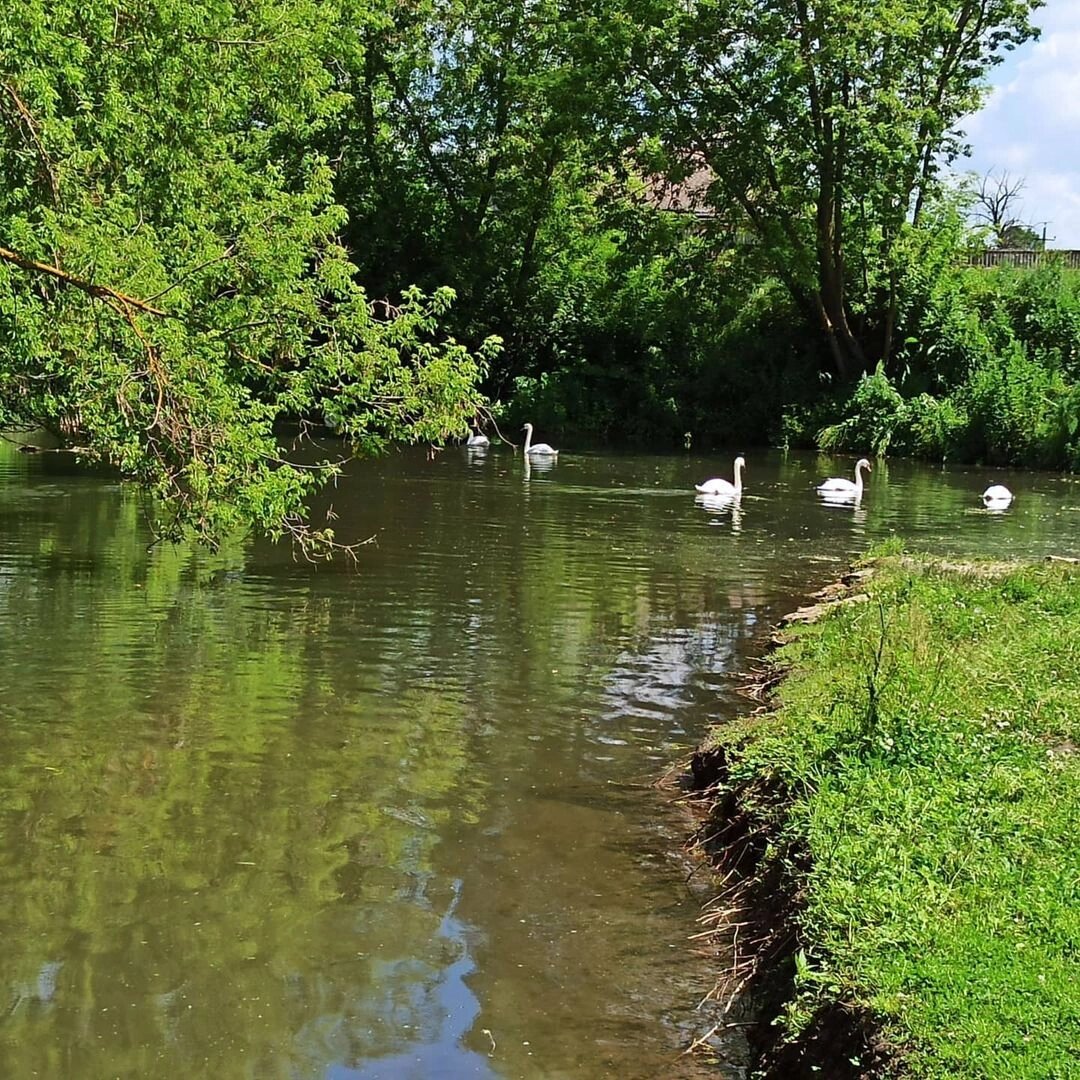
[523,423,558,457]
[466,431,490,448]
[817,457,872,499]
[695,456,745,497]
[982,484,1013,508]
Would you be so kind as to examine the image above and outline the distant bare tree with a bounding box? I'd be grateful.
[974,171,1041,248]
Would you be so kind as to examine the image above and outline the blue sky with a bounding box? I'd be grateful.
[962,0,1080,246]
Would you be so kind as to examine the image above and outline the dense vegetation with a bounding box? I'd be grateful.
[2,0,1069,547]
[796,258,1080,470]
[0,1,498,550]
[700,553,1080,1078]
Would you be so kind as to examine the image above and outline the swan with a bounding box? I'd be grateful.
[523,423,558,457]
[817,457,872,499]
[695,456,745,496]
[466,431,490,448]
[982,484,1013,508]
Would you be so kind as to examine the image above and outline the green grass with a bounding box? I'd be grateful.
[715,554,1080,1078]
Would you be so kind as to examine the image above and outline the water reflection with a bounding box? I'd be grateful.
[694,492,743,533]
[817,489,861,506]
[522,454,556,480]
[0,443,1077,1079]
[329,881,496,1080]
[816,492,868,535]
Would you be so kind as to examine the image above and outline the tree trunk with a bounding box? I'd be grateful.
[881,271,899,370]
[512,141,560,308]
[815,158,865,377]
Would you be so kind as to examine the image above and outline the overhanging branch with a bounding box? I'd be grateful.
[0,244,170,317]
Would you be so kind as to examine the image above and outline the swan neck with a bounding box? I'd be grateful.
[733,458,743,492]
[523,426,532,454]
[854,461,866,492]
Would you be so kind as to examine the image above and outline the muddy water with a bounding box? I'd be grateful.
[0,443,1077,1079]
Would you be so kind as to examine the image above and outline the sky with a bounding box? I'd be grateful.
[962,0,1080,246]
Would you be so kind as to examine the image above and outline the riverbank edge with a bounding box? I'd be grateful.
[682,558,897,1078]
[680,550,1080,1079]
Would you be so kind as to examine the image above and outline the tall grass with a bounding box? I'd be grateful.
[712,555,1080,1077]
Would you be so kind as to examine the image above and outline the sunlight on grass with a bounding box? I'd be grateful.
[720,555,1080,1077]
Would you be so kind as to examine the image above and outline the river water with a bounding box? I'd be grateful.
[0,442,1077,1079]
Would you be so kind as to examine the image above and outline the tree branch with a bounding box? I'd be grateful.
[142,243,237,303]
[0,245,170,317]
[0,81,60,205]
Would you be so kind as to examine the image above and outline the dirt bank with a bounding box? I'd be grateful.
[680,566,896,1078]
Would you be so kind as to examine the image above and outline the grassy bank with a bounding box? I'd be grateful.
[692,551,1080,1078]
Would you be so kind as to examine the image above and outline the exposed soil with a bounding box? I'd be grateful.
[681,564,902,1079]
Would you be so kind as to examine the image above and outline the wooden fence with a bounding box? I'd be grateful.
[965,249,1080,269]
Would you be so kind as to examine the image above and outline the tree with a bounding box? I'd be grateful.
[973,170,1042,247]
[599,0,1041,377]
[324,0,639,394]
[0,0,497,552]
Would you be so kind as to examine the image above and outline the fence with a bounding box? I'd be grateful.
[965,249,1080,270]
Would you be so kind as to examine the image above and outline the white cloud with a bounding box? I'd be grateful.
[960,0,1080,245]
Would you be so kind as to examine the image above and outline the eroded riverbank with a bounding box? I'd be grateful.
[683,553,1080,1079]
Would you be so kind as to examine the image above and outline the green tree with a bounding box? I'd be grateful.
[604,0,1041,377]
[327,0,764,444]
[0,0,497,550]
[330,1,647,372]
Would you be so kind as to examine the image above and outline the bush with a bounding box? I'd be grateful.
[812,265,1080,469]
[958,343,1050,463]
[952,343,1080,467]
[896,393,968,459]
[999,264,1080,374]
[817,368,906,456]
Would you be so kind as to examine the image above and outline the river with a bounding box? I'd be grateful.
[0,443,1077,1078]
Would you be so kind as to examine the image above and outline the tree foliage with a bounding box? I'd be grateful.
[0,0,1069,502]
[0,0,497,549]
[328,0,628,376]
[315,0,1050,444]
[605,0,1041,375]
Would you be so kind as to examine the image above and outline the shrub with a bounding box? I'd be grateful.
[958,343,1058,464]
[896,393,967,460]
[817,368,906,455]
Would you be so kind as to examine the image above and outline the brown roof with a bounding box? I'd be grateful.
[640,161,717,217]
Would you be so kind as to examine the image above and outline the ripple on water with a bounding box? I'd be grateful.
[1,444,1078,1077]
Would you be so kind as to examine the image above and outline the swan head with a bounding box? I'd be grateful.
[734,456,746,469]
[856,458,872,473]
[522,423,533,433]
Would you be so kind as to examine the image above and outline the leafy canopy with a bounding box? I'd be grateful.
[0,0,498,550]
[601,0,1041,373]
